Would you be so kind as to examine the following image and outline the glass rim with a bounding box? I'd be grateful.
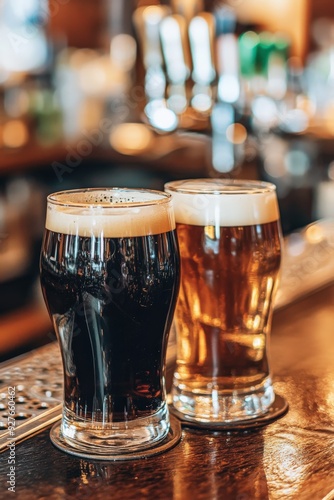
[164,178,276,195]
[47,187,172,209]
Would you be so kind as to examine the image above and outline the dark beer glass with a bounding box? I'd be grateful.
[40,188,180,458]
[165,179,282,423]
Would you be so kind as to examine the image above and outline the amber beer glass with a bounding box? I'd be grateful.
[40,188,180,458]
[165,179,282,423]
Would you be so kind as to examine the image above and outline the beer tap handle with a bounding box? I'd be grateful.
[216,34,241,105]
[188,12,216,113]
[211,101,236,175]
[159,14,191,115]
[133,5,170,70]
[212,5,241,106]
[133,5,179,132]
[211,77,242,175]
[209,6,244,175]
[188,13,216,86]
[133,5,169,99]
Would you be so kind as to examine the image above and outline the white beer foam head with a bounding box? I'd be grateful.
[165,179,280,226]
[46,188,175,237]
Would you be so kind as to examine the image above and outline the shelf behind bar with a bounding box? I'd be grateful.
[0,132,210,176]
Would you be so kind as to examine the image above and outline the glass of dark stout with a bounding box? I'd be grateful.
[40,188,180,459]
[165,179,283,426]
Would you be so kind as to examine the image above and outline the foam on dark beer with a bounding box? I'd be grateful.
[46,190,176,237]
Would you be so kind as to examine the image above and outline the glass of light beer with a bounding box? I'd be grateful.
[40,187,180,459]
[165,179,282,424]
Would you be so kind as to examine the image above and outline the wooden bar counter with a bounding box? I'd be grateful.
[1,284,334,499]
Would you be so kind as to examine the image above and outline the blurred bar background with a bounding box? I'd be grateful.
[2,0,334,358]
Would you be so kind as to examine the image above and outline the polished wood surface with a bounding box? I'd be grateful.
[1,286,334,499]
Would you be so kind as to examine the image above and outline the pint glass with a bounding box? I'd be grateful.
[40,188,180,458]
[165,179,282,423]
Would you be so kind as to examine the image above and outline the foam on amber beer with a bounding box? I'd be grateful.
[167,180,279,227]
[46,189,175,237]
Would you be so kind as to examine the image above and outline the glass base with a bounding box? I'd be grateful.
[50,402,182,460]
[171,377,275,423]
[169,394,288,431]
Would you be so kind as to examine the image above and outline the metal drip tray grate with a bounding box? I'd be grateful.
[0,342,63,452]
